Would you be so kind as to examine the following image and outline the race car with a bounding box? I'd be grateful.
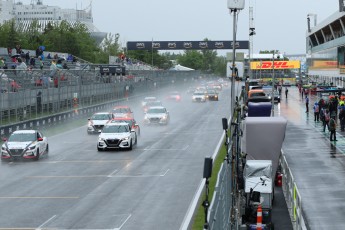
[141,96,157,107]
[97,122,137,151]
[144,106,170,125]
[142,100,163,113]
[192,91,207,102]
[166,91,181,101]
[111,105,134,119]
[1,130,48,161]
[110,117,141,136]
[87,112,114,134]
[206,89,219,101]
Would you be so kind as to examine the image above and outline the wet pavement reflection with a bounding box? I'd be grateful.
[277,86,345,229]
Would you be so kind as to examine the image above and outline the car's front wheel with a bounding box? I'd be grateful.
[34,149,40,161]
[129,140,133,150]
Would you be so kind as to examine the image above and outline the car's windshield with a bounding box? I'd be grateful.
[147,108,166,113]
[147,101,162,107]
[8,133,36,142]
[113,108,129,113]
[207,90,216,94]
[92,114,111,120]
[102,125,129,133]
[194,92,205,96]
[113,120,134,126]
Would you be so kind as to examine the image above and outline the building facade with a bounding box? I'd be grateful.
[306,6,345,86]
[0,0,106,44]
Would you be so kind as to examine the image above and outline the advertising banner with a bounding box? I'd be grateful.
[127,40,249,50]
[250,60,300,70]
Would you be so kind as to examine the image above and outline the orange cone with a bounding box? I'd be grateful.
[257,204,262,230]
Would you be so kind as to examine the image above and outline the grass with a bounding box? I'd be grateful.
[192,131,229,229]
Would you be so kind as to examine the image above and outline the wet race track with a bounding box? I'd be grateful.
[0,83,233,230]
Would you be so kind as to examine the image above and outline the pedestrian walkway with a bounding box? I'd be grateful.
[278,86,345,229]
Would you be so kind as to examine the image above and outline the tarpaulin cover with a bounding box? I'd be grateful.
[244,117,287,174]
[244,160,272,193]
[247,102,272,117]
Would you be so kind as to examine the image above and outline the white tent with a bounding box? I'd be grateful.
[169,64,194,71]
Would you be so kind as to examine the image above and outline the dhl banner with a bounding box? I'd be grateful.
[250,60,300,70]
[312,60,337,68]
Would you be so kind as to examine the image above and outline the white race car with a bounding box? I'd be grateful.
[144,106,170,125]
[192,91,207,102]
[87,112,114,134]
[1,130,48,161]
[97,122,137,151]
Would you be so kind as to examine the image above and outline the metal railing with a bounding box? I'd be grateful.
[280,151,307,230]
[0,67,201,126]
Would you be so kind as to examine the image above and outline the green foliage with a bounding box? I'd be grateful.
[0,21,227,73]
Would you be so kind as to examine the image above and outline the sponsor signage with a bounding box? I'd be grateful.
[250,60,300,70]
[127,40,249,50]
[312,60,337,68]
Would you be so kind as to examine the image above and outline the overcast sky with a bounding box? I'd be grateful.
[27,0,339,56]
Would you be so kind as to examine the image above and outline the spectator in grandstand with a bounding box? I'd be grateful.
[29,56,36,68]
[63,62,69,69]
[25,51,30,65]
[38,56,44,70]
[16,58,27,70]
[47,53,52,59]
[7,47,12,56]
[0,57,5,69]
[56,60,63,69]
[67,54,73,62]
[49,60,58,77]
[15,44,22,54]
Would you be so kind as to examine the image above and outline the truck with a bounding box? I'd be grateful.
[242,160,274,230]
[227,61,244,81]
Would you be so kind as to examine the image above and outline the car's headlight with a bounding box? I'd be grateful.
[161,115,167,120]
[1,146,6,150]
[88,121,93,126]
[98,137,105,141]
[144,115,148,119]
[28,145,36,150]
[122,136,129,141]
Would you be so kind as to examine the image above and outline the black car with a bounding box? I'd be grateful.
[206,89,219,101]
[267,91,281,103]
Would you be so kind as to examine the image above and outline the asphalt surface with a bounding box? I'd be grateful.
[0,83,232,229]
[280,87,345,229]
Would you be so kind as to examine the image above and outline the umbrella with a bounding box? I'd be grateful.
[39,46,45,51]
[11,54,20,58]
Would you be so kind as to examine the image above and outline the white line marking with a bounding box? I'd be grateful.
[114,214,132,230]
[107,169,118,177]
[36,215,57,230]
[182,145,189,150]
[161,169,170,176]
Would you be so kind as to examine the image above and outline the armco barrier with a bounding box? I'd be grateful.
[280,151,307,230]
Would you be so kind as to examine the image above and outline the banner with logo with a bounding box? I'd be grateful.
[250,60,300,70]
[127,41,249,50]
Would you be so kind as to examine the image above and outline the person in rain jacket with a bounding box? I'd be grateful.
[313,102,320,122]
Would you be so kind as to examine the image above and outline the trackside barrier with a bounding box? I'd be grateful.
[280,151,308,230]
[207,163,232,230]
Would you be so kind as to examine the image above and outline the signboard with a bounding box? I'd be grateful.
[250,60,300,70]
[127,40,249,50]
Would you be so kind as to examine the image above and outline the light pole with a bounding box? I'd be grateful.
[271,51,275,116]
[271,51,280,116]
[227,1,245,229]
[249,6,255,79]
